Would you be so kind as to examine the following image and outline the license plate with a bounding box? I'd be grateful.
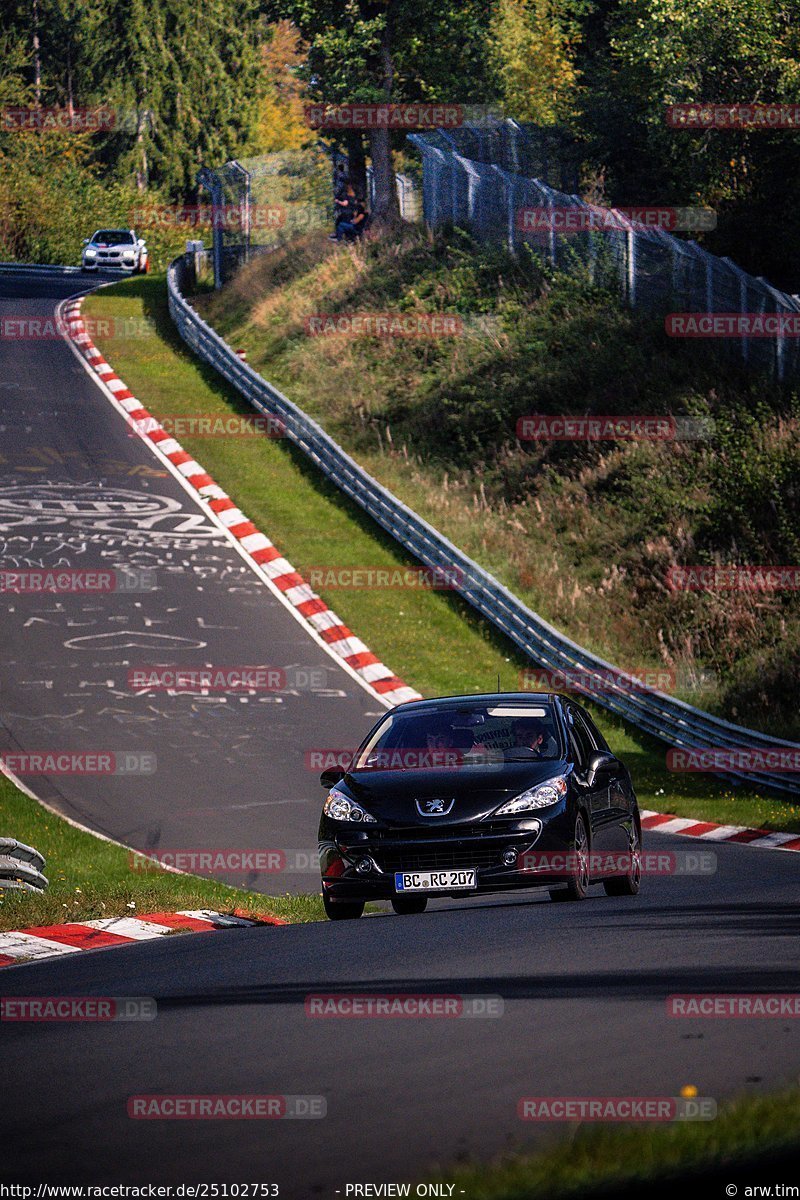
[394,868,476,892]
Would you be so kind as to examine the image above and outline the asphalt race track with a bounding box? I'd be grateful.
[1,269,799,1195]
[2,836,800,1194]
[0,268,386,892]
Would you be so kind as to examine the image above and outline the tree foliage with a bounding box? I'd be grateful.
[575,0,800,283]
[488,0,585,125]
[257,20,311,152]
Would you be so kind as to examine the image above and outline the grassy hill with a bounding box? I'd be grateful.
[197,226,800,740]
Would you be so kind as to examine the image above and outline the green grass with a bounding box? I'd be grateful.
[0,772,323,933]
[436,1089,800,1198]
[80,275,800,834]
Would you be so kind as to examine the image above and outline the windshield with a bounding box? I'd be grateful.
[354,702,563,770]
[92,230,134,244]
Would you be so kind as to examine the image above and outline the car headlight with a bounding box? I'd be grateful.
[84,248,96,258]
[494,775,567,816]
[323,787,377,823]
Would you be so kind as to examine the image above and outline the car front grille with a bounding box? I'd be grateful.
[371,844,502,872]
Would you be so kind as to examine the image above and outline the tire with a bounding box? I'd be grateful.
[322,893,364,921]
[549,810,591,902]
[603,822,642,897]
[391,896,428,915]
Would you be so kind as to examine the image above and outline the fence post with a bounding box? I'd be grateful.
[491,165,517,255]
[627,222,636,307]
[721,257,749,365]
[228,160,251,266]
[545,188,557,266]
[670,239,681,302]
[705,250,714,315]
[196,167,223,289]
[757,277,788,381]
[506,170,517,255]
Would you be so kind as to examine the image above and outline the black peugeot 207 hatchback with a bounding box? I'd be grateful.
[318,692,642,919]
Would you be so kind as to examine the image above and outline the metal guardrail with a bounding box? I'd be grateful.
[0,261,83,274]
[167,257,800,797]
[0,839,48,893]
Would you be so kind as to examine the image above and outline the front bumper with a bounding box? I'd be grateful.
[85,254,138,271]
[320,807,576,900]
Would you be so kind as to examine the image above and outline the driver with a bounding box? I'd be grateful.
[506,717,555,759]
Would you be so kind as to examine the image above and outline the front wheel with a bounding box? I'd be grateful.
[549,811,591,902]
[391,896,428,915]
[603,823,642,897]
[322,893,364,921]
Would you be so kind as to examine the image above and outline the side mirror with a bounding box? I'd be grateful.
[137,238,145,247]
[585,750,620,789]
[320,767,344,789]
[82,238,90,245]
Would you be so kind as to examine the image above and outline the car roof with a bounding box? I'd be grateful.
[390,692,563,713]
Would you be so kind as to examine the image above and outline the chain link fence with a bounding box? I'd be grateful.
[199,146,421,288]
[198,148,332,286]
[408,119,800,381]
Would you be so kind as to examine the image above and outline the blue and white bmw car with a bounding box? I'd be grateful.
[81,229,148,273]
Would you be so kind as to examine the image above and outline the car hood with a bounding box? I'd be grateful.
[341,760,570,825]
